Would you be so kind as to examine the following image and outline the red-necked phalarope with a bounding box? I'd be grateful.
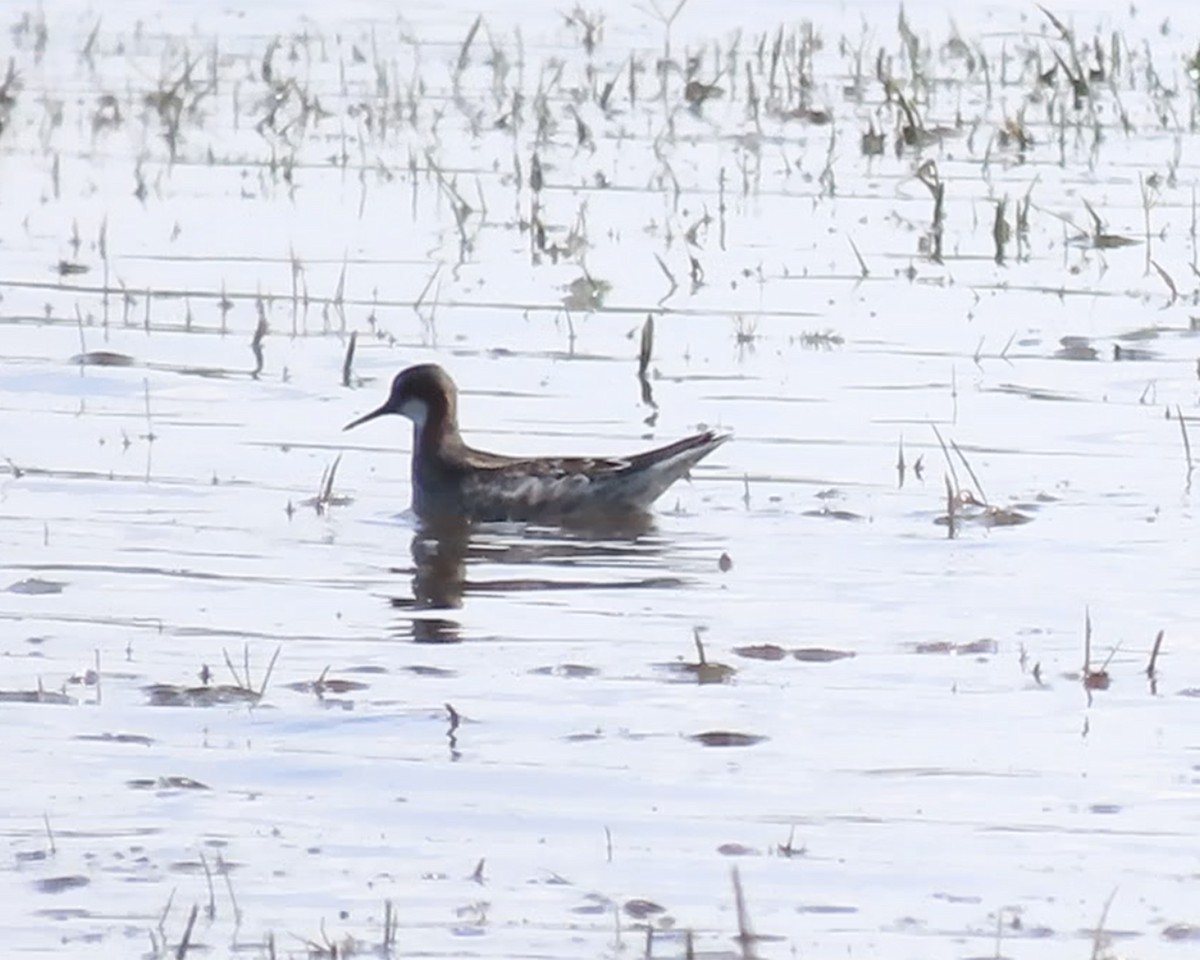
[344,364,729,523]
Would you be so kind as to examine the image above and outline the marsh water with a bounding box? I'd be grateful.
[2,0,1200,956]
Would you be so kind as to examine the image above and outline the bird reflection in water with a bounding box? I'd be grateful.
[389,511,681,643]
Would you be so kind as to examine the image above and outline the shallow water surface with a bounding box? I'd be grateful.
[2,0,1200,957]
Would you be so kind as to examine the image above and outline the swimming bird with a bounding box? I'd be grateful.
[344,364,729,524]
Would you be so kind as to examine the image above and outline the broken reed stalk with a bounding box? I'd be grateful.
[653,253,678,301]
[333,258,348,307]
[930,424,960,493]
[992,198,1009,263]
[143,379,157,442]
[223,647,247,689]
[258,645,281,698]
[1139,171,1158,270]
[99,216,109,322]
[341,331,357,387]
[414,263,443,313]
[649,0,691,60]
[847,235,868,277]
[638,315,654,379]
[176,903,199,959]
[943,473,956,539]
[1176,406,1193,477]
[1146,629,1164,677]
[74,304,87,361]
[424,150,472,253]
[219,643,280,699]
[1150,259,1178,304]
[1098,642,1120,674]
[950,439,988,505]
[319,454,342,506]
[251,301,268,378]
[778,825,802,857]
[1192,186,1198,277]
[1083,606,1092,675]
[1089,888,1119,960]
[383,900,396,950]
[220,853,242,926]
[456,15,483,73]
[157,889,177,945]
[730,866,756,960]
[198,851,216,918]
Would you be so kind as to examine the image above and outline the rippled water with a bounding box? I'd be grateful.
[3,0,1200,956]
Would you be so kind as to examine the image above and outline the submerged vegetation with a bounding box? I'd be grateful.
[4,2,1200,329]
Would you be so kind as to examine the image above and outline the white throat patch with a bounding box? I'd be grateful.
[398,396,429,430]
